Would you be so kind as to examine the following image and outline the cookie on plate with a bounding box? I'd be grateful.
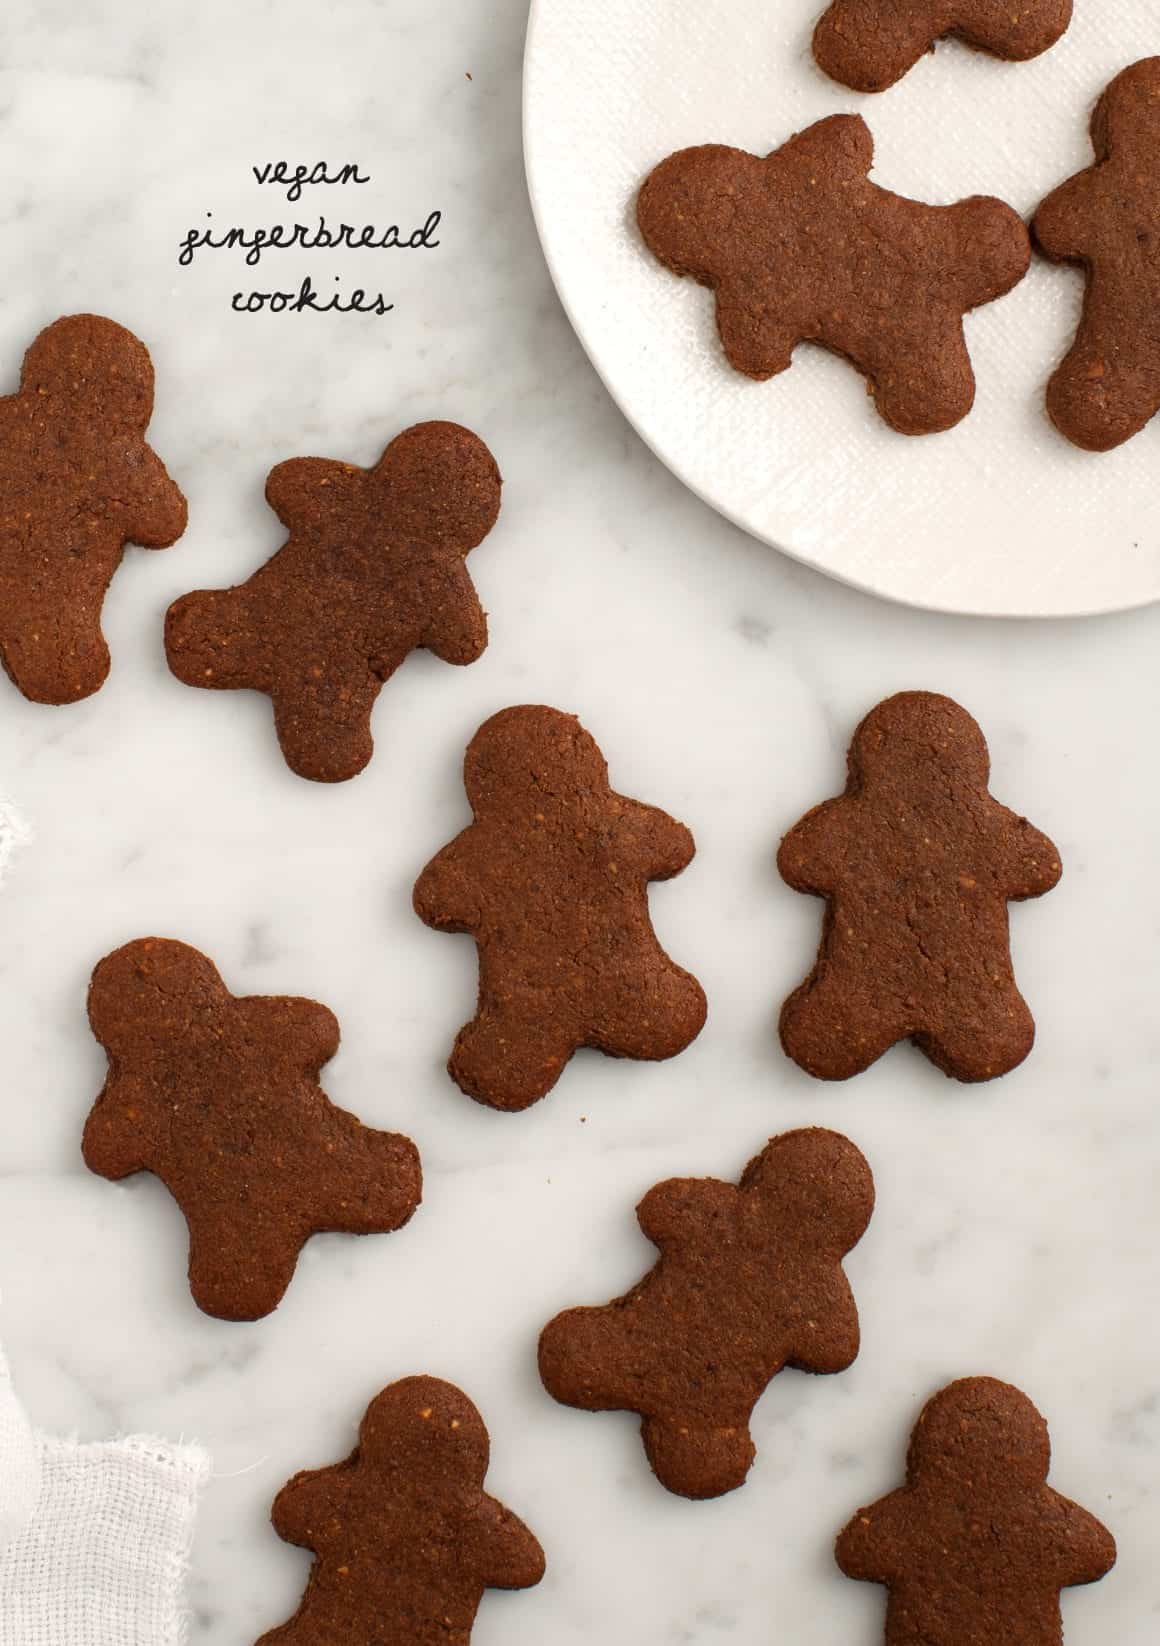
[1035,58,1160,451]
[813,0,1072,94]
[637,116,1029,434]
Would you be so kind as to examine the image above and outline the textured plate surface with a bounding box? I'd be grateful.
[524,0,1160,616]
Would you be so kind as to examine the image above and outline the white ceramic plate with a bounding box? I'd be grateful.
[524,0,1160,616]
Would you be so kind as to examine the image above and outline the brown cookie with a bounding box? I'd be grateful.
[778,692,1061,1082]
[82,938,421,1321]
[165,420,501,783]
[256,1376,545,1646]
[836,1377,1116,1644]
[813,0,1072,94]
[413,705,707,1111]
[637,117,1030,435]
[0,314,187,704]
[539,1128,874,1499]
[1034,59,1160,451]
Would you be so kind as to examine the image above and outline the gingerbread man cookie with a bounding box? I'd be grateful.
[166,420,501,782]
[413,705,707,1111]
[1035,59,1160,451]
[0,314,187,704]
[778,692,1060,1082]
[82,938,421,1320]
[539,1129,874,1499]
[813,0,1072,94]
[637,116,1030,434]
[257,1377,545,1646]
[836,1377,1116,1645]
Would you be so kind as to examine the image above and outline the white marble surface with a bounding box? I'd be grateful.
[0,0,1156,1640]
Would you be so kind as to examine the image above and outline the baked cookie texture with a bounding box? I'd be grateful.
[778,692,1061,1082]
[0,314,187,704]
[813,0,1072,93]
[414,705,707,1111]
[1035,58,1160,451]
[637,117,1030,434]
[539,1128,874,1499]
[836,1377,1116,1645]
[166,420,500,782]
[82,937,421,1321]
[257,1377,544,1646]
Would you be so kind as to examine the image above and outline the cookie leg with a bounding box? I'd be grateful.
[812,0,938,93]
[186,1206,304,1321]
[1046,313,1160,452]
[449,1010,576,1111]
[780,972,907,1079]
[641,1414,755,1500]
[917,989,1036,1081]
[716,303,796,381]
[0,593,112,705]
[868,333,977,436]
[269,673,381,784]
[591,964,707,1062]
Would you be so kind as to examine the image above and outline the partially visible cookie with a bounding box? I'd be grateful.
[166,420,501,782]
[414,705,707,1111]
[778,692,1061,1082]
[256,1377,545,1646]
[82,938,421,1320]
[637,118,1029,434]
[0,314,187,704]
[813,0,1072,94]
[539,1128,874,1499]
[1035,58,1160,451]
[836,1377,1116,1644]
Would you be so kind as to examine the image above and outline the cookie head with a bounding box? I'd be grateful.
[1093,56,1160,154]
[851,691,990,792]
[20,313,156,437]
[637,145,757,280]
[743,1127,875,1252]
[464,704,609,817]
[87,936,221,1056]
[361,1376,490,1482]
[371,420,502,554]
[909,1377,1051,1489]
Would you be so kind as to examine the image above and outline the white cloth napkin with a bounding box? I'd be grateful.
[0,1345,209,1646]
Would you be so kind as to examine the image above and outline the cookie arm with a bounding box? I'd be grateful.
[413,836,483,931]
[1034,171,1101,262]
[1044,1489,1117,1586]
[271,1464,352,1551]
[82,1075,154,1179]
[835,1489,911,1581]
[473,1496,546,1591]
[617,800,696,881]
[786,1267,860,1374]
[637,1177,737,1248]
[265,458,364,529]
[238,996,341,1073]
[991,810,1062,900]
[417,557,488,665]
[119,444,189,548]
[777,798,847,895]
[779,114,873,183]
